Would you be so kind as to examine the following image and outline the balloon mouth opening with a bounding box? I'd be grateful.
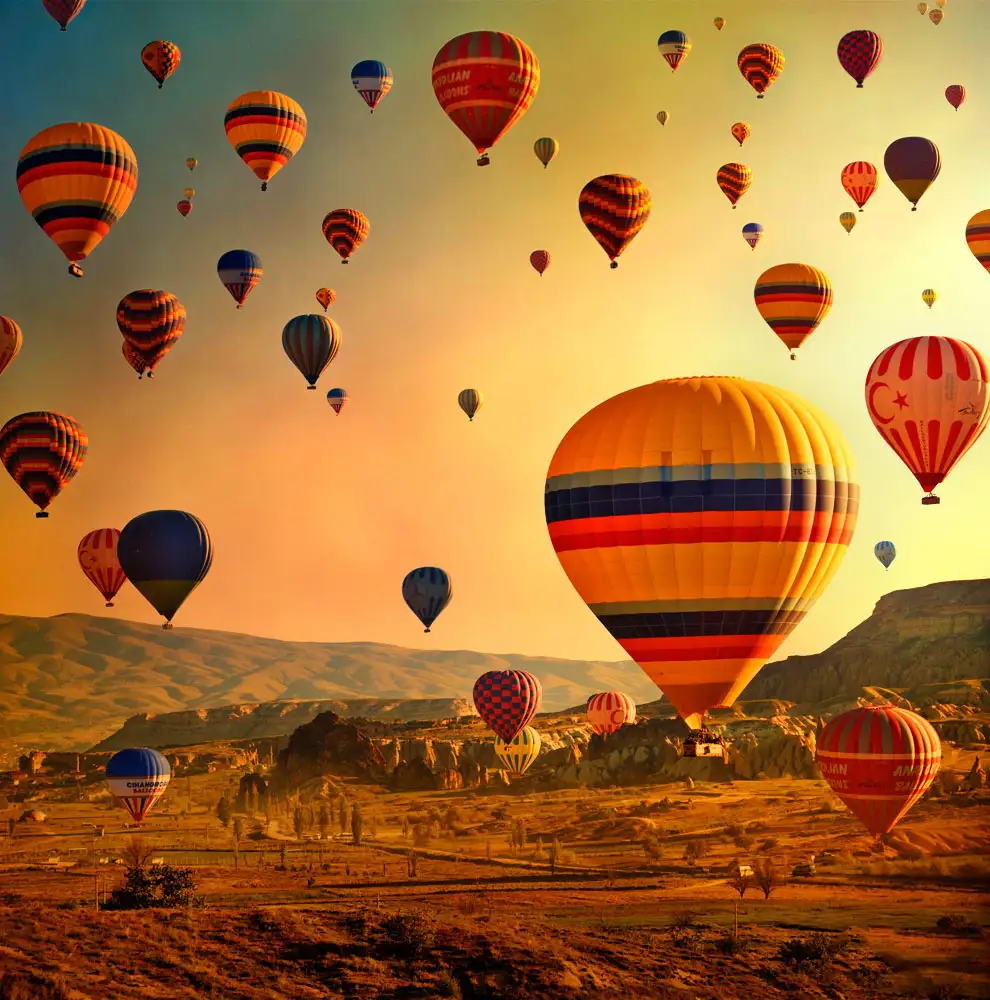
[36,511,49,519]
[921,495,940,505]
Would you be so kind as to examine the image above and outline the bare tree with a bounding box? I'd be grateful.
[752,856,782,899]
[727,861,753,898]
[122,836,154,868]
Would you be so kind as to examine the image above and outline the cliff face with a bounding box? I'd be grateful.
[741,579,990,706]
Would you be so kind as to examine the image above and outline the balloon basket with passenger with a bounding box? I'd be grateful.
[681,725,727,760]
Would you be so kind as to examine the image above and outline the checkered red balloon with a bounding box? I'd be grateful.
[473,670,542,743]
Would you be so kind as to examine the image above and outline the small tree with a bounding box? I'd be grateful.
[232,816,244,845]
[728,862,753,898]
[318,803,330,840]
[122,836,154,869]
[279,843,287,870]
[216,796,231,828]
[351,803,364,846]
[549,838,562,875]
[401,815,410,839]
[753,856,782,899]
[293,805,305,841]
[339,799,350,834]
[407,849,418,877]
[370,813,378,839]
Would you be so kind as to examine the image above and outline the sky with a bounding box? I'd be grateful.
[0,0,987,670]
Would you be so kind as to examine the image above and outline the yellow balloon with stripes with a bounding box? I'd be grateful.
[494,726,542,775]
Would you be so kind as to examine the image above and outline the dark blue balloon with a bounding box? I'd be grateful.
[401,566,452,633]
[106,747,170,781]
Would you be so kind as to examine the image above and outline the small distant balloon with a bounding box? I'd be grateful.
[657,30,691,72]
[534,137,558,168]
[185,157,197,171]
[183,188,195,199]
[840,212,857,233]
[737,43,785,98]
[965,210,990,276]
[224,90,307,191]
[945,85,966,110]
[326,388,348,415]
[917,2,928,11]
[141,40,181,88]
[713,17,725,31]
[78,528,127,606]
[754,263,833,360]
[322,209,370,263]
[930,8,943,24]
[217,249,263,308]
[176,200,191,217]
[350,59,393,113]
[0,316,23,380]
[742,222,763,249]
[530,250,550,276]
[458,388,482,421]
[883,137,941,211]
[43,0,86,31]
[841,161,879,212]
[656,111,668,127]
[730,122,751,146]
[315,287,336,312]
[282,314,341,389]
[836,30,883,88]
[874,540,896,570]
[922,288,937,308]
[402,567,452,633]
[717,162,752,208]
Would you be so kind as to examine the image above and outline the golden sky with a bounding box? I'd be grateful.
[0,0,986,669]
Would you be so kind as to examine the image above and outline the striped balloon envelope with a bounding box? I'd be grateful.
[883,137,941,211]
[587,692,637,737]
[322,209,370,263]
[865,336,989,504]
[116,290,186,374]
[873,540,896,569]
[965,210,990,275]
[0,411,88,518]
[432,31,540,166]
[474,670,542,743]
[921,288,937,309]
[105,748,171,824]
[315,287,336,312]
[224,90,307,191]
[754,263,833,359]
[717,162,752,208]
[78,528,127,606]
[141,40,181,89]
[737,42,785,98]
[534,137,558,168]
[117,510,213,629]
[741,222,763,249]
[458,388,482,421]
[544,377,858,731]
[122,341,146,378]
[16,122,138,276]
[401,566,452,633]
[0,316,23,379]
[839,212,857,234]
[578,175,651,269]
[217,249,263,308]
[657,30,691,72]
[350,59,393,113]
[42,0,86,30]
[841,161,879,211]
[730,122,751,147]
[836,30,883,88]
[816,706,940,838]
[326,387,349,415]
[282,314,341,389]
[494,726,542,775]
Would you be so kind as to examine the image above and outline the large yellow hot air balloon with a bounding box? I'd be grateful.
[545,377,858,731]
[16,123,138,277]
[224,91,307,191]
[754,263,833,360]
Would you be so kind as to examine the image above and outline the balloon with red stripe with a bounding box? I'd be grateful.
[544,377,858,731]
[965,209,990,276]
[841,161,879,212]
[78,528,127,607]
[587,691,637,737]
[473,670,542,743]
[754,263,833,360]
[865,337,989,505]
[816,706,940,838]
[0,316,23,380]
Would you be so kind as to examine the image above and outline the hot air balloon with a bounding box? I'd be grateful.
[122,341,146,379]
[714,17,726,31]
[185,157,197,171]
[458,388,482,421]
[816,706,940,838]
[534,138,559,169]
[432,31,540,166]
[282,315,341,390]
[224,90,307,191]
[918,2,928,11]
[730,122,751,147]
[865,337,989,505]
[116,290,186,376]
[840,212,857,233]
[117,510,212,629]
[494,727,542,775]
[965,210,990,275]
[316,287,336,312]
[176,200,192,217]
[936,0,947,6]
[945,85,966,110]
[841,161,879,212]
[43,0,85,30]
[873,540,896,570]
[0,317,23,380]
[578,175,651,269]
[17,123,138,277]
[930,8,943,23]
[78,528,127,607]
[717,163,752,209]
[587,692,637,737]
[141,40,181,88]
[544,377,858,731]
[105,748,171,825]
[883,137,941,211]
[657,30,691,72]
[656,111,669,127]
[183,188,195,199]
[754,263,833,360]
[530,250,550,276]
[922,288,937,308]
[742,222,764,249]
[350,60,393,113]
[217,249,262,308]
[322,209,370,263]
[326,388,349,415]
[473,670,541,743]
[402,567,452,633]
[0,412,87,518]
[836,30,883,88]
[738,43,785,98]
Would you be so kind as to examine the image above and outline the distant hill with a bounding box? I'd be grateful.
[1,580,987,761]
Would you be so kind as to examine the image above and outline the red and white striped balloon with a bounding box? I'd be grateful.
[78,528,127,606]
[587,691,637,737]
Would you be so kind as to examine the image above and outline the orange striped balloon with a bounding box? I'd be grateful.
[737,43,785,98]
[16,123,138,276]
[816,706,941,838]
[121,341,146,379]
[78,528,127,606]
[0,316,23,379]
[224,91,307,191]
[865,336,989,504]
[0,411,88,517]
[587,692,637,737]
[578,175,651,269]
[140,40,181,89]
[754,264,833,360]
[841,161,879,211]
[965,209,990,276]
[116,290,186,375]
[717,162,752,208]
[322,209,370,263]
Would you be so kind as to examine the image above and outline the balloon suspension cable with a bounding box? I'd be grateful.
[36,511,49,519]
